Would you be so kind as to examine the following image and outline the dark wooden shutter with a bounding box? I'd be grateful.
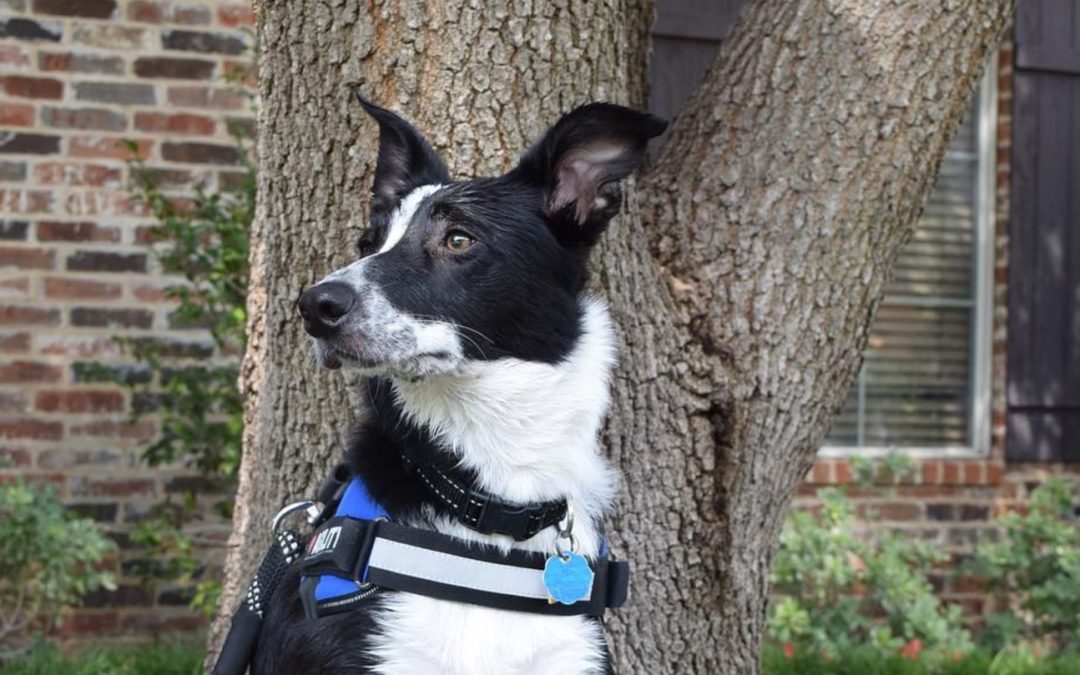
[648,1,748,123]
[1006,0,1080,461]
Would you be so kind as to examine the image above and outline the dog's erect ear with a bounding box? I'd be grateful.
[514,103,667,243]
[357,95,451,228]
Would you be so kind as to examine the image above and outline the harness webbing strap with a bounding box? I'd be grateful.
[299,517,629,618]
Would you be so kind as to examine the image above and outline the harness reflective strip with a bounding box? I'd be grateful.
[366,538,560,600]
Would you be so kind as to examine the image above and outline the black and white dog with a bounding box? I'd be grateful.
[252,98,665,674]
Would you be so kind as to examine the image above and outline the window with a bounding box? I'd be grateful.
[823,64,997,456]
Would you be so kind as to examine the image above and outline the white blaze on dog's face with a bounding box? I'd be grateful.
[296,97,666,379]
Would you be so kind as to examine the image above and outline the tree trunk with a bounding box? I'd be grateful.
[210,1,1014,673]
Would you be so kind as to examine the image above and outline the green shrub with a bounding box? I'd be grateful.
[769,484,972,661]
[964,477,1080,654]
[0,481,115,658]
[762,645,1080,675]
[0,641,201,675]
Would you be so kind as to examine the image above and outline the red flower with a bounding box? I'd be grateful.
[783,642,795,659]
[900,639,923,660]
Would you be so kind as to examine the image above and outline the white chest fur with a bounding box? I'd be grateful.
[367,299,618,674]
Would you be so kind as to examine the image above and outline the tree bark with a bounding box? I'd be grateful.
[210,1,1014,673]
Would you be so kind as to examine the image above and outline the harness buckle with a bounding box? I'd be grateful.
[271,500,320,534]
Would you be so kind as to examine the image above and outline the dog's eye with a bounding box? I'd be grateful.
[444,230,475,253]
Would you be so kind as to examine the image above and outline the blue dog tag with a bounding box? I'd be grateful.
[543,552,595,605]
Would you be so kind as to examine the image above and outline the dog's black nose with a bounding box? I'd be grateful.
[298,281,356,337]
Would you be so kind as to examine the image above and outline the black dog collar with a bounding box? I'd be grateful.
[398,455,568,541]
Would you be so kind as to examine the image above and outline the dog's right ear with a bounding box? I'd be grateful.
[357,95,451,229]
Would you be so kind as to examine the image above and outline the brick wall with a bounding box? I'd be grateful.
[0,0,253,644]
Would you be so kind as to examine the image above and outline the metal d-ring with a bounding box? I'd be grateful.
[554,504,577,560]
[272,500,318,534]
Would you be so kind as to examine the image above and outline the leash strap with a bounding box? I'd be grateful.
[298,515,629,618]
[211,530,303,675]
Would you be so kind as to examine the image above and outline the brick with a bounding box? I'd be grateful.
[128,336,213,358]
[225,116,256,138]
[163,29,246,55]
[131,280,171,300]
[118,612,202,634]
[0,18,62,42]
[218,170,250,191]
[34,163,123,188]
[128,0,210,25]
[132,167,196,190]
[41,106,127,132]
[927,504,955,521]
[67,250,146,273]
[72,24,149,49]
[0,276,28,298]
[1,75,63,100]
[83,584,153,608]
[75,82,155,106]
[0,245,54,269]
[875,502,920,521]
[39,51,125,75]
[0,447,32,468]
[162,142,239,165]
[0,104,35,126]
[66,502,119,523]
[218,3,255,28]
[0,418,63,440]
[68,136,152,161]
[72,362,151,385]
[134,113,215,139]
[72,477,155,498]
[33,0,117,18]
[0,161,26,182]
[0,331,30,351]
[37,220,120,242]
[0,189,51,213]
[0,44,30,67]
[39,335,122,358]
[0,392,27,413]
[36,390,124,413]
[0,305,59,325]
[71,307,154,329]
[56,611,119,637]
[959,504,990,521]
[222,60,257,88]
[134,56,214,80]
[0,221,28,240]
[167,85,246,110]
[69,418,155,441]
[0,133,59,155]
[0,360,62,382]
[44,276,122,299]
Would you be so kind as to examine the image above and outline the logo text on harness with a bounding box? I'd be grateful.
[308,526,342,556]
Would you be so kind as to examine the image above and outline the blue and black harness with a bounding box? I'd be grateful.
[211,462,630,675]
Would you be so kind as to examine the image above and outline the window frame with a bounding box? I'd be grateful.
[820,59,998,459]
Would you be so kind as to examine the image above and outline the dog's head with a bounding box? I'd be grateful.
[298,97,666,378]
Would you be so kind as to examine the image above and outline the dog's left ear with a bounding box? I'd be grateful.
[357,94,451,229]
[514,102,667,244]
